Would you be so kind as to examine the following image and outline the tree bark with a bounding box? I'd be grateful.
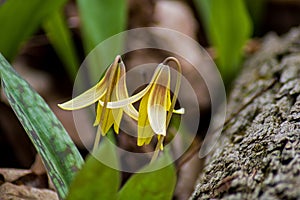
[190,27,300,199]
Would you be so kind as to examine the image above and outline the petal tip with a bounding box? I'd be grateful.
[173,107,185,114]
[57,103,71,110]
[137,139,144,146]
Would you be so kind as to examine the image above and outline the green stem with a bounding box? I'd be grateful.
[163,57,182,127]
[92,126,102,153]
[150,136,164,163]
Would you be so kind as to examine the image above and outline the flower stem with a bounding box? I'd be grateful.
[163,57,182,127]
[92,125,102,152]
[150,136,164,163]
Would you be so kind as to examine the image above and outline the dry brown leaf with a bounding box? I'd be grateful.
[0,182,58,200]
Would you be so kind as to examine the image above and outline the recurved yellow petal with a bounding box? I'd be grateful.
[112,108,122,134]
[173,108,185,114]
[100,64,164,109]
[147,65,170,136]
[166,86,171,110]
[58,82,107,110]
[111,79,123,134]
[137,92,154,146]
[94,102,114,136]
[116,61,139,120]
[58,65,112,110]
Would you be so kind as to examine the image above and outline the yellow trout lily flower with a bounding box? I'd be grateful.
[102,57,184,154]
[137,64,172,148]
[58,56,138,151]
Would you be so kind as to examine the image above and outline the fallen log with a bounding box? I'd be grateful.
[190,27,300,200]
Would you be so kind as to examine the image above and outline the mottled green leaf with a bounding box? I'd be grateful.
[77,0,127,83]
[44,10,80,80]
[194,0,252,82]
[67,136,120,200]
[0,0,68,60]
[118,152,176,200]
[0,54,83,199]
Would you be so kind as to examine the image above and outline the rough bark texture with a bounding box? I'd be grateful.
[190,27,300,200]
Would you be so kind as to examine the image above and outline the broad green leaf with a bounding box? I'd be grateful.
[0,0,68,60]
[245,0,267,35]
[67,136,120,200]
[194,0,252,83]
[118,152,176,200]
[0,54,83,199]
[77,0,127,83]
[44,10,80,80]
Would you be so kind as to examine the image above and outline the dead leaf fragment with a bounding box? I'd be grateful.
[0,182,58,200]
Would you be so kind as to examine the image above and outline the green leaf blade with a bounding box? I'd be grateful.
[77,0,126,53]
[118,152,177,200]
[0,54,83,199]
[43,10,80,81]
[76,0,127,83]
[0,0,68,60]
[67,136,120,200]
[194,0,253,82]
